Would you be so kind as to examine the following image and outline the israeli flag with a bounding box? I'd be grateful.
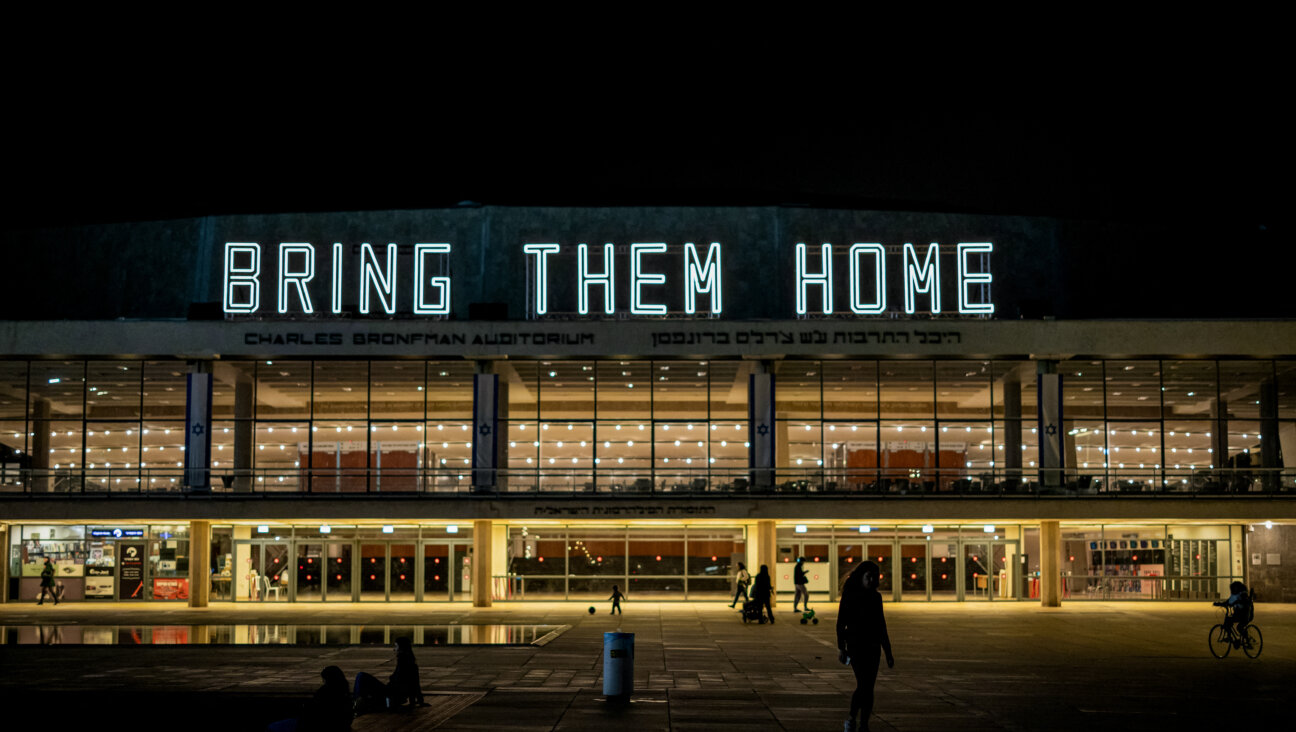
[1037,372,1063,486]
[472,374,499,488]
[749,372,775,486]
[184,372,213,491]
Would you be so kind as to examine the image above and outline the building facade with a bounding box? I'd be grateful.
[2,206,1293,606]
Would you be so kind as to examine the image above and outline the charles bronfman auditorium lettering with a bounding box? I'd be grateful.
[222,240,993,318]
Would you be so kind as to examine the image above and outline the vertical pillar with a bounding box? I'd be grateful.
[1260,378,1279,491]
[493,364,511,491]
[234,377,254,492]
[756,519,777,607]
[491,523,508,600]
[1040,520,1061,607]
[749,361,775,490]
[30,398,50,492]
[0,525,9,604]
[473,519,492,607]
[1037,361,1063,489]
[1003,372,1022,484]
[232,525,252,600]
[1211,399,1227,472]
[189,520,211,608]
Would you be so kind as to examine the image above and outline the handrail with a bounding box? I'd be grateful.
[1,465,1293,497]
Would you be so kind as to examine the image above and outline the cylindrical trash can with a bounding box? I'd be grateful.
[603,632,634,697]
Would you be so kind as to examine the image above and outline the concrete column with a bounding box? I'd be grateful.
[1040,520,1061,607]
[188,520,211,608]
[756,520,777,607]
[0,525,9,604]
[472,520,492,607]
[30,398,50,491]
[491,523,508,599]
[492,364,511,491]
[234,377,254,491]
[1003,371,1022,482]
[1211,399,1227,471]
[1260,378,1279,490]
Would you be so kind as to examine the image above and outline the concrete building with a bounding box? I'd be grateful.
[2,206,1294,608]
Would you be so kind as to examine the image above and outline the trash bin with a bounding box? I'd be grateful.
[603,632,634,697]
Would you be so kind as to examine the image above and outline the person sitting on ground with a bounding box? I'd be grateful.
[354,638,426,714]
[1214,580,1254,642]
[386,636,426,708]
[268,665,352,732]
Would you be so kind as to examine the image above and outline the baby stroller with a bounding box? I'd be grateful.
[741,599,767,624]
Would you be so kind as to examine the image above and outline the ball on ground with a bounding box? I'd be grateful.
[588,606,596,614]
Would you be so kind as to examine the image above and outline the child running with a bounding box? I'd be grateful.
[609,585,624,615]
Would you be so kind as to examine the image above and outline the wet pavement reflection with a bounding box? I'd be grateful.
[1,623,568,646]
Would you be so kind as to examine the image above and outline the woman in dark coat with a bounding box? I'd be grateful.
[386,636,425,707]
[750,564,774,623]
[836,561,894,732]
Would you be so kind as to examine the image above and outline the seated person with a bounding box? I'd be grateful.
[353,637,425,714]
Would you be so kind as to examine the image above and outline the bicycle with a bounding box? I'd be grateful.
[1208,607,1262,659]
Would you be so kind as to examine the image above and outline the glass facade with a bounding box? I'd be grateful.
[2,358,1291,494]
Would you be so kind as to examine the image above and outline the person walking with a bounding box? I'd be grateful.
[37,558,58,605]
[837,561,894,732]
[750,565,774,623]
[792,557,810,612]
[729,562,751,608]
[609,584,624,615]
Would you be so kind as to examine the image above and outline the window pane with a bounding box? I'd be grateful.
[653,361,708,421]
[539,361,593,420]
[87,361,140,420]
[256,360,311,419]
[1106,422,1160,488]
[825,422,877,490]
[567,530,625,576]
[597,361,650,421]
[686,530,744,577]
[311,361,364,420]
[428,362,474,420]
[1219,361,1272,420]
[0,362,27,420]
[1105,361,1161,420]
[936,361,991,419]
[822,361,877,421]
[253,422,306,491]
[1162,361,1216,419]
[628,531,684,576]
[369,362,425,420]
[881,420,934,486]
[1060,361,1103,418]
[879,361,933,420]
[212,362,254,420]
[503,362,539,420]
[1276,362,1296,420]
[708,361,749,420]
[775,361,821,420]
[29,361,84,419]
[142,362,188,419]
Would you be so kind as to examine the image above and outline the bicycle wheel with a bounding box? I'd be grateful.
[1208,624,1232,658]
[1243,625,1263,658]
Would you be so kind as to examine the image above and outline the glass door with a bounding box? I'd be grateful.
[389,543,416,601]
[234,541,290,602]
[324,542,353,602]
[453,543,472,601]
[963,542,991,601]
[899,542,927,600]
[865,543,894,600]
[423,542,450,601]
[359,542,387,601]
[992,542,1020,600]
[296,543,323,601]
[931,542,956,601]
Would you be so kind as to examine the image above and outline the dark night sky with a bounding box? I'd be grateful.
[3,47,1285,319]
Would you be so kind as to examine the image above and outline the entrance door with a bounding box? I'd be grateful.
[389,543,416,601]
[454,543,472,601]
[963,542,991,601]
[234,541,290,602]
[359,542,387,601]
[776,542,831,604]
[296,543,323,601]
[899,543,927,600]
[324,542,353,602]
[991,542,1019,600]
[931,542,957,601]
[423,542,451,601]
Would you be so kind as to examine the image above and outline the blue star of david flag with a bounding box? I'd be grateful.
[473,374,499,488]
[185,372,213,491]
[749,371,775,486]
[1037,372,1063,486]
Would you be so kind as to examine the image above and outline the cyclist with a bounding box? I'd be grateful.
[1213,581,1254,645]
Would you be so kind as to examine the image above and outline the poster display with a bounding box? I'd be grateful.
[118,542,145,599]
[152,578,190,600]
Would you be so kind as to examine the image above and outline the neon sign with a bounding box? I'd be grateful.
[222,240,990,317]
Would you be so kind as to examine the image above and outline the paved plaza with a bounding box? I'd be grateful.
[1,600,1292,731]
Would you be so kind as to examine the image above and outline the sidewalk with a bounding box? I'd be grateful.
[1,601,1293,730]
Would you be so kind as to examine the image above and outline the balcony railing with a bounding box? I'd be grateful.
[2,466,1295,497]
